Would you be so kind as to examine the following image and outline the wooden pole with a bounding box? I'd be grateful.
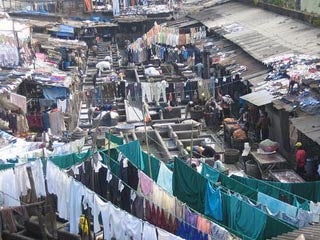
[26,167,48,240]
[108,128,111,167]
[143,103,152,179]
[190,122,194,159]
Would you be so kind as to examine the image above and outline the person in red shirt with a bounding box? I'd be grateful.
[295,142,307,176]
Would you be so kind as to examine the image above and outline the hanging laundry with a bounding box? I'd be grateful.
[157,162,173,194]
[204,183,223,221]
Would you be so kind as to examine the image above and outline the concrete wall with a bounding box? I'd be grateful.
[301,0,320,15]
[267,104,291,159]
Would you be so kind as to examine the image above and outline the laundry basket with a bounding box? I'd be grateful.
[224,148,240,164]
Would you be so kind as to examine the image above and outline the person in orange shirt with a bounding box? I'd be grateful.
[295,142,307,176]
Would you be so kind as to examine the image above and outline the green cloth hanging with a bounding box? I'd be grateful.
[172,157,206,213]
[100,149,120,177]
[229,195,267,240]
[142,151,160,181]
[201,163,220,183]
[231,175,320,203]
[293,196,310,211]
[263,215,297,239]
[166,161,174,171]
[118,140,145,171]
[105,132,123,145]
[49,149,92,169]
[221,174,257,200]
[0,163,15,170]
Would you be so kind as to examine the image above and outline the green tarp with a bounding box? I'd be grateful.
[49,149,92,169]
[173,157,206,213]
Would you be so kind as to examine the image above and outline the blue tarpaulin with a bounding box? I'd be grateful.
[58,25,74,34]
[42,86,68,100]
[54,24,75,38]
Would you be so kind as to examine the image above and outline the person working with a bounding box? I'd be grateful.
[202,145,216,158]
[213,154,228,173]
[257,111,270,141]
[92,69,98,88]
[184,101,195,119]
[238,108,249,131]
[92,44,98,57]
[186,144,216,158]
[186,145,203,158]
[295,142,306,176]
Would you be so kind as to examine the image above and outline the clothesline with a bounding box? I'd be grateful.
[98,151,218,239]
[114,141,309,238]
[47,160,186,240]
[105,146,247,239]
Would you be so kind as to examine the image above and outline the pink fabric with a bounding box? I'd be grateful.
[35,53,47,61]
[138,170,153,196]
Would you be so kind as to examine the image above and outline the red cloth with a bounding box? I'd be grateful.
[27,114,43,129]
[166,214,178,234]
[145,200,157,225]
[296,149,307,167]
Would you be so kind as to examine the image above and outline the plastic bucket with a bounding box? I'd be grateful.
[305,158,318,177]
[245,160,261,179]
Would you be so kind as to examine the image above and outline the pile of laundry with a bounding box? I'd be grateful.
[263,54,320,83]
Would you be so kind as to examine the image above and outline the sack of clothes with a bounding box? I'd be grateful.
[232,128,247,140]
[224,118,237,124]
[259,139,279,152]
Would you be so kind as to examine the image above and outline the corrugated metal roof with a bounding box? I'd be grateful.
[290,115,320,145]
[240,89,275,106]
[188,1,320,62]
[269,224,320,240]
[165,17,200,28]
[243,70,269,87]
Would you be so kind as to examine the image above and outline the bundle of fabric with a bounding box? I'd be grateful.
[222,95,234,105]
[224,118,236,124]
[232,128,247,140]
[259,139,279,152]
[144,67,161,76]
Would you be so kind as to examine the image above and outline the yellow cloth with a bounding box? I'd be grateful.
[79,215,89,235]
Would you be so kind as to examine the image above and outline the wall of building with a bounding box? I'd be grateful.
[267,105,291,160]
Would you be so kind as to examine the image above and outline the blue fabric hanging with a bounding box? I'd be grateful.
[205,182,223,221]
